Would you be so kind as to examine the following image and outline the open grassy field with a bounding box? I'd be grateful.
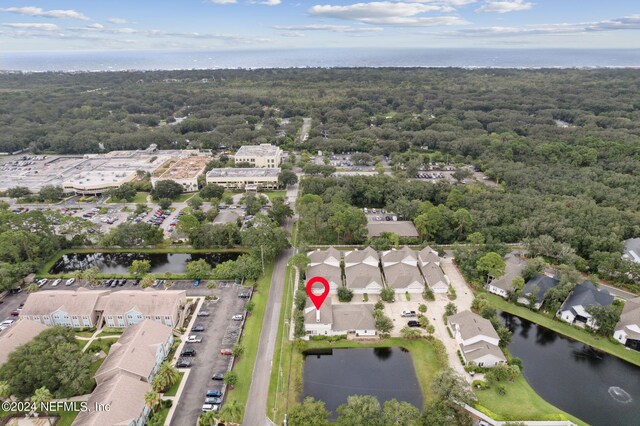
[262,190,286,201]
[223,261,275,422]
[486,293,640,367]
[475,375,587,425]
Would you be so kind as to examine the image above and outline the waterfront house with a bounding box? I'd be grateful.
[557,281,614,329]
[447,310,506,367]
[517,274,560,310]
[485,253,526,298]
[614,297,640,351]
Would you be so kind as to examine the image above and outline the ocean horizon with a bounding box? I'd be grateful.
[1,48,639,72]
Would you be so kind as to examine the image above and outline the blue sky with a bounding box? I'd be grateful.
[0,1,639,51]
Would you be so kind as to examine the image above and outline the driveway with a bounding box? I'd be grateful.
[170,283,252,426]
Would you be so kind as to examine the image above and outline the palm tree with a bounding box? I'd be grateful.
[218,399,243,425]
[198,411,217,426]
[81,267,100,287]
[155,362,180,392]
[71,269,84,283]
[141,274,156,288]
[26,282,39,293]
[0,380,11,399]
[31,386,53,426]
[144,390,161,415]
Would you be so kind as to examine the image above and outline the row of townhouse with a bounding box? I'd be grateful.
[19,287,187,329]
[307,245,450,296]
[486,253,640,352]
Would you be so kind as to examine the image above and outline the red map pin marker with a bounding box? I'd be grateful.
[306,276,330,310]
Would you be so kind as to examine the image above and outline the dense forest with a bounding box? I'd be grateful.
[1,68,639,289]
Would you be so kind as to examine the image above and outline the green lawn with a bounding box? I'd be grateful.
[173,193,195,203]
[486,293,640,367]
[475,375,587,426]
[164,372,185,397]
[224,261,275,422]
[262,190,286,201]
[86,337,118,355]
[107,192,149,204]
[73,328,97,338]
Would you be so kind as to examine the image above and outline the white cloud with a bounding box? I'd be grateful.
[87,23,104,30]
[0,7,89,21]
[440,14,640,37]
[279,31,305,37]
[2,22,60,31]
[150,30,270,44]
[309,2,469,26]
[258,0,282,4]
[107,18,128,24]
[207,0,238,3]
[273,24,383,33]
[476,0,533,14]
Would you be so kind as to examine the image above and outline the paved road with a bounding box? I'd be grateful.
[243,182,299,426]
[599,282,637,300]
[299,118,311,142]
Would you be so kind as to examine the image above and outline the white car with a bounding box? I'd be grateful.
[51,278,62,287]
[401,310,417,317]
[232,314,244,321]
[202,404,219,412]
[37,278,48,287]
[65,278,75,286]
[186,335,203,343]
[0,320,15,331]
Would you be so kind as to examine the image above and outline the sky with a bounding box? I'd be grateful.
[0,1,639,51]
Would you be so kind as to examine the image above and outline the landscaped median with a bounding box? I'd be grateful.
[485,293,640,367]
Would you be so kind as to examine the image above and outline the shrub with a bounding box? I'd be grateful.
[447,285,457,300]
[472,379,488,390]
[380,288,395,302]
[423,288,435,301]
[337,287,354,302]
[363,293,369,302]
[374,300,384,311]
[497,384,507,396]
[405,291,411,301]
[418,304,427,314]
[457,349,466,365]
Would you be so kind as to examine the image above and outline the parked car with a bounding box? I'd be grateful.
[119,279,127,286]
[37,278,48,287]
[193,279,200,287]
[65,278,75,286]
[10,310,20,317]
[186,335,203,343]
[401,310,417,317]
[407,320,420,327]
[51,278,62,287]
[232,314,244,321]
[176,359,192,368]
[205,397,223,404]
[181,348,196,357]
[202,404,219,412]
[211,373,224,381]
[220,348,233,355]
[197,311,210,317]
[206,390,223,397]
[133,279,140,286]
[0,320,15,330]
[192,325,205,332]
[239,292,251,299]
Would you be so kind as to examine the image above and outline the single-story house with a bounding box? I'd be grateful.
[95,319,173,385]
[517,274,560,310]
[557,281,614,329]
[447,310,506,367]
[0,320,48,366]
[485,253,526,298]
[304,298,376,337]
[614,297,640,351]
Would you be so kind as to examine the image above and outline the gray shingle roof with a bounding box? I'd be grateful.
[384,262,424,289]
[523,274,560,304]
[462,340,507,363]
[560,281,614,313]
[332,304,376,331]
[0,320,48,366]
[487,253,526,292]
[345,263,382,289]
[615,296,640,339]
[448,310,500,342]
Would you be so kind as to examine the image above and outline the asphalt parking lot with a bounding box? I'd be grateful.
[171,282,252,426]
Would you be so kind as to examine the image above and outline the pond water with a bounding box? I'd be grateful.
[303,347,422,418]
[50,252,241,274]
[502,313,640,426]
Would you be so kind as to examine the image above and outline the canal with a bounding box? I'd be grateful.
[502,313,640,426]
[50,251,241,274]
[303,347,422,418]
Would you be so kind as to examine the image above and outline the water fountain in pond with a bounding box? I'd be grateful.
[608,386,632,404]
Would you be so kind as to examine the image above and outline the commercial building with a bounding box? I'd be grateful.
[614,297,640,351]
[447,310,506,367]
[63,170,137,195]
[206,168,280,190]
[150,155,210,192]
[234,144,283,168]
[0,320,48,366]
[95,320,174,384]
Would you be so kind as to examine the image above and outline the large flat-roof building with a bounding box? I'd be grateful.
[206,168,280,190]
[234,144,283,168]
[150,155,210,192]
[63,170,137,195]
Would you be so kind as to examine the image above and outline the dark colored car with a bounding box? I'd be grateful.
[10,310,20,317]
[206,390,223,398]
[211,373,224,380]
[407,320,420,327]
[118,279,126,286]
[181,348,196,357]
[193,325,205,332]
[176,359,192,368]
[133,279,140,286]
[239,292,251,299]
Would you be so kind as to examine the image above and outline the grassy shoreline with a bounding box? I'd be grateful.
[485,293,640,367]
